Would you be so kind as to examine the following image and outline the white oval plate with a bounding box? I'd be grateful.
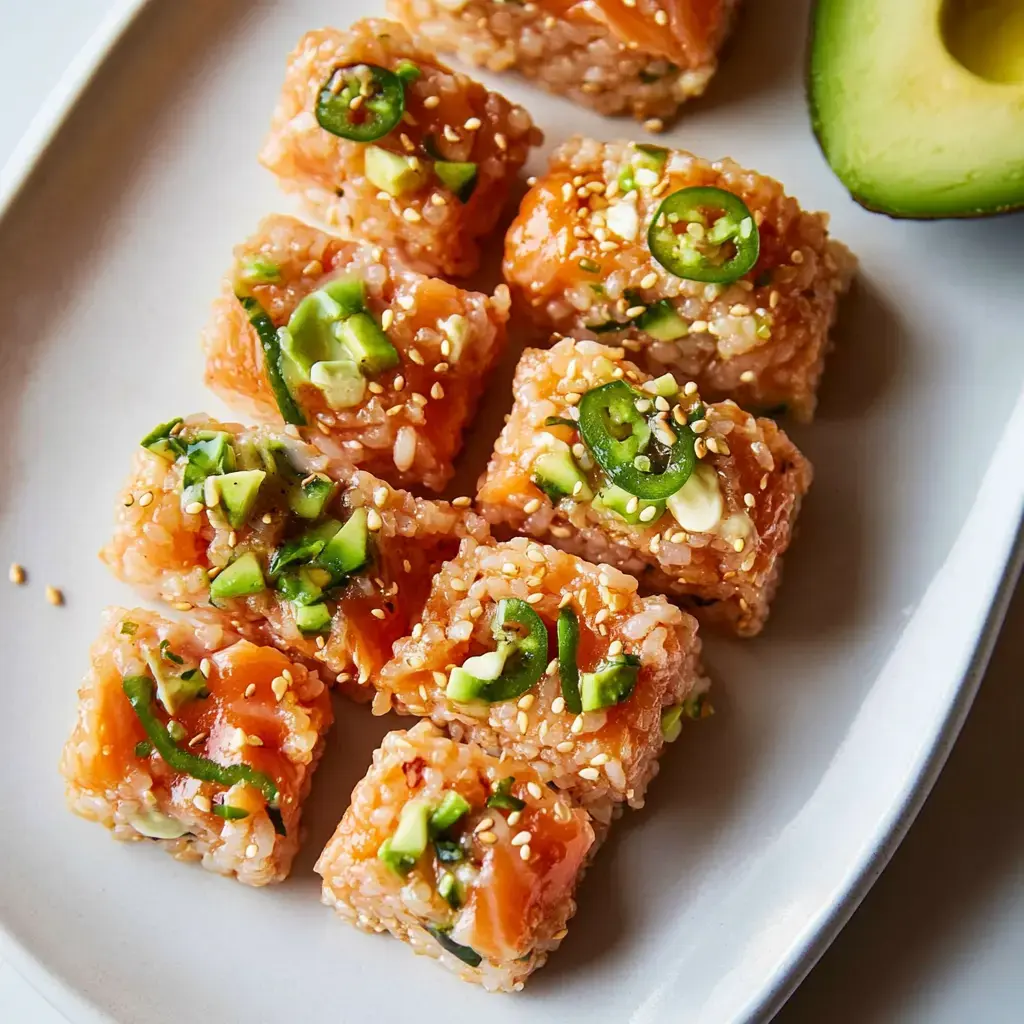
[1,2,1022,1022]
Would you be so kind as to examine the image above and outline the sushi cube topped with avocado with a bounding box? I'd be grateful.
[377,538,708,822]
[204,215,509,492]
[103,415,491,693]
[60,608,333,886]
[259,20,542,278]
[476,338,812,637]
[316,721,594,990]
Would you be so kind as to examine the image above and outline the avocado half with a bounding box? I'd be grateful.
[809,0,1024,218]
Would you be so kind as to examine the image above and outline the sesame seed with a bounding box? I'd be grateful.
[272,675,289,701]
[430,382,444,400]
[402,208,422,223]
[423,94,440,108]
[123,495,134,507]
[690,418,709,434]
[517,711,529,734]
[791,250,804,264]
[507,810,522,826]
[519,844,532,861]
[608,640,623,657]
[45,586,64,607]
[8,563,25,585]
[193,794,212,813]
[556,740,575,753]
[474,817,494,834]
[450,577,467,592]
[523,497,542,514]
[526,781,543,799]
[733,538,746,553]
[228,531,237,547]
[381,309,394,330]
[247,734,263,747]
[571,715,584,734]
[639,505,659,523]
[366,509,383,531]
[262,513,273,525]
[744,492,756,508]
[373,486,390,508]
[245,844,259,859]
[511,830,531,847]
[644,117,665,133]
[187,732,207,748]
[477,830,498,845]
[558,593,572,608]
[303,259,323,277]
[640,271,659,289]
[244,682,256,698]
[740,370,756,383]
[517,694,535,711]
[538,721,549,741]
[579,767,601,781]
[695,438,707,459]
[184,501,204,515]
[137,491,154,507]
[590,753,611,766]
[371,608,386,620]
[502,562,519,575]
[526,592,543,605]
[464,117,482,130]
[199,658,212,676]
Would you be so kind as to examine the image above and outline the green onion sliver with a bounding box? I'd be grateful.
[236,293,306,426]
[557,606,582,714]
[647,185,759,284]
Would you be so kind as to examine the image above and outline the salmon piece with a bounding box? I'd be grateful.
[316,721,595,990]
[203,215,509,493]
[389,0,740,120]
[260,20,542,278]
[61,608,332,885]
[475,338,812,636]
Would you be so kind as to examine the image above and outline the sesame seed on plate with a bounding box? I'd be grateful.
[46,586,64,607]
[8,563,25,585]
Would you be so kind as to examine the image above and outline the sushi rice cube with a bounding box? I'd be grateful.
[203,215,509,493]
[100,415,490,698]
[60,608,332,886]
[260,19,542,279]
[376,537,707,826]
[316,721,595,991]
[504,136,856,421]
[475,337,812,636]
[389,0,739,122]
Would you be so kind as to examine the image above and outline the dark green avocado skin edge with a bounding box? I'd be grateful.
[805,0,1024,221]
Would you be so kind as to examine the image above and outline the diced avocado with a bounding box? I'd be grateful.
[337,313,400,375]
[238,256,281,285]
[810,0,1024,217]
[211,470,266,529]
[315,507,370,582]
[486,776,525,812]
[394,59,422,84]
[127,808,189,840]
[378,798,432,875]
[635,301,688,341]
[434,160,478,202]
[666,463,723,534]
[267,519,342,578]
[644,372,680,399]
[282,294,348,380]
[531,450,592,504]
[276,565,327,606]
[429,791,470,834]
[594,483,666,526]
[210,552,266,602]
[635,143,669,172]
[293,601,332,634]
[321,277,365,316]
[166,720,187,743]
[310,359,367,409]
[140,418,184,461]
[580,653,641,711]
[660,703,684,743]
[288,474,336,520]
[617,143,669,193]
[364,145,427,196]
[446,648,509,703]
[144,654,207,716]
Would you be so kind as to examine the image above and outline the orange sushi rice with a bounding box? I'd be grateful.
[476,338,812,636]
[390,0,740,122]
[61,608,332,886]
[376,537,707,826]
[504,136,856,420]
[316,721,594,991]
[101,415,490,699]
[203,215,509,493]
[260,19,542,278]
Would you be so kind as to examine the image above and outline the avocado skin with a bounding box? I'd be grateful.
[807,0,1024,220]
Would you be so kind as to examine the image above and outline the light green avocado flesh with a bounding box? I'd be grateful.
[446,649,508,702]
[810,0,1024,216]
[210,552,266,602]
[214,470,266,529]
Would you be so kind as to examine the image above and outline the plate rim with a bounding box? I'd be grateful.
[0,5,1021,1022]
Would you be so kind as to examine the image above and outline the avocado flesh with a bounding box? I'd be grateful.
[810,0,1024,217]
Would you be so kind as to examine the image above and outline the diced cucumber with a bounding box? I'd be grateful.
[210,552,266,602]
[293,601,332,634]
[434,160,478,202]
[429,791,471,834]
[446,649,508,703]
[211,470,266,529]
[337,313,400,375]
[315,507,370,582]
[531,450,592,503]
[364,145,427,196]
[275,565,327,606]
[594,483,665,526]
[635,300,688,341]
[580,653,641,711]
[267,520,342,579]
[321,277,366,316]
[647,372,680,397]
[288,475,336,520]
[378,798,432,875]
[309,359,366,409]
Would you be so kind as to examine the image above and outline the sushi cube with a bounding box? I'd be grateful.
[316,721,595,991]
[504,136,856,421]
[259,19,542,278]
[101,415,490,698]
[389,0,739,122]
[376,537,707,825]
[203,215,509,493]
[475,338,811,636]
[60,608,332,885]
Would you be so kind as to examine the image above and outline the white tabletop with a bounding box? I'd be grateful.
[1,2,1020,1021]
